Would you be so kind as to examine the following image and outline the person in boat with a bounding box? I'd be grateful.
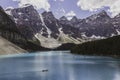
[42,69,48,72]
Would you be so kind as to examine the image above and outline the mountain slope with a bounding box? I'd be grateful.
[4,5,120,49]
[0,5,27,46]
[6,5,82,48]
[64,10,117,38]
[0,36,27,55]
[71,35,120,57]
[0,5,48,52]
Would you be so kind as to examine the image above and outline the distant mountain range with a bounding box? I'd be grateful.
[1,5,120,49]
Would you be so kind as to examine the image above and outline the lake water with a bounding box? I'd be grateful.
[0,51,120,80]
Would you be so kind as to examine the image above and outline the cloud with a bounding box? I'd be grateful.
[66,11,76,20]
[53,0,64,2]
[59,0,64,2]
[77,0,120,17]
[12,0,50,11]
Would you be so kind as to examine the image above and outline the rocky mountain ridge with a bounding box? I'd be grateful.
[3,5,120,49]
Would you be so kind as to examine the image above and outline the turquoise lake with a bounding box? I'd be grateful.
[0,51,120,80]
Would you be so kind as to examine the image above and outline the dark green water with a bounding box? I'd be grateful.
[0,51,120,80]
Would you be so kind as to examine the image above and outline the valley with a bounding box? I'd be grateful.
[0,5,120,55]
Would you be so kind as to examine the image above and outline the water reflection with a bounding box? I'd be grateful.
[0,51,120,80]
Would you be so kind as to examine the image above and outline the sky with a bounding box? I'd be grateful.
[0,0,120,19]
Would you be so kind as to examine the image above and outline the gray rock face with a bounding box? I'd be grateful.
[85,10,110,24]
[112,14,120,33]
[60,10,117,38]
[0,6,31,53]
[59,16,81,38]
[4,5,120,48]
[10,5,44,39]
[10,5,60,39]
[9,5,81,41]
[41,11,60,38]
[0,6,26,44]
[77,11,117,37]
[70,16,80,24]
[59,16,72,25]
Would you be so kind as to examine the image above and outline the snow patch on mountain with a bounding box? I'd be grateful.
[14,18,18,23]
[81,33,105,40]
[39,14,51,38]
[116,29,120,35]
[24,18,29,21]
[90,35,105,39]
[5,7,13,15]
[18,12,23,15]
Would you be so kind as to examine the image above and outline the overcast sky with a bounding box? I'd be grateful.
[0,0,120,19]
